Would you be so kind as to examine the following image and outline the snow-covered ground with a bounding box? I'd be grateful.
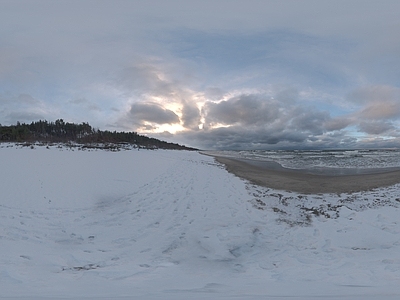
[1,143,400,299]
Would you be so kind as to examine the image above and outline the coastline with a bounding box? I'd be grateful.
[212,155,400,194]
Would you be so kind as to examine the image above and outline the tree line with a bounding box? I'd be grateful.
[0,119,197,150]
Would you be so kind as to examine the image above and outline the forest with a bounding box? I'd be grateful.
[0,119,197,150]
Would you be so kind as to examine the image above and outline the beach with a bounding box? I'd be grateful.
[213,155,400,194]
[1,144,400,299]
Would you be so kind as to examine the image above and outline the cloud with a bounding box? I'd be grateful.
[165,92,342,149]
[202,92,331,133]
[117,64,176,97]
[203,94,281,127]
[170,124,325,150]
[181,100,201,130]
[358,121,395,135]
[16,94,40,104]
[116,89,342,149]
[348,85,399,105]
[113,61,204,132]
[69,98,89,105]
[4,112,45,124]
[333,85,400,136]
[203,87,225,101]
[0,93,52,124]
[165,86,400,149]
[69,98,102,112]
[359,102,400,120]
[128,102,180,125]
[288,108,330,135]
[348,85,400,120]
[324,116,353,131]
[0,93,39,105]
[304,85,400,138]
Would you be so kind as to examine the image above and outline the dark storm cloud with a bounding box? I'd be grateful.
[203,93,330,132]
[181,100,201,130]
[167,92,346,149]
[169,123,372,150]
[288,108,330,135]
[128,102,179,125]
[171,124,318,150]
[165,87,400,149]
[203,94,280,127]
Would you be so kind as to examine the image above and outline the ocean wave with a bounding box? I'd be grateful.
[209,149,400,169]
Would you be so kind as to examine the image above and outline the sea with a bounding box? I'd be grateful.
[207,149,400,170]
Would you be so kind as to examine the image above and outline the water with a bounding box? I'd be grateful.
[207,149,400,170]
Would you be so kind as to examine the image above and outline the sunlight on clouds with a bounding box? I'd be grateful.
[208,123,232,129]
[113,76,400,149]
[143,122,185,134]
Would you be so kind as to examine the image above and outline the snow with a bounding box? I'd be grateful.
[1,143,400,299]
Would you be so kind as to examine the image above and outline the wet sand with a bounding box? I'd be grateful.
[213,156,400,194]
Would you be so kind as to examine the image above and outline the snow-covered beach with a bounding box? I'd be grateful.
[1,144,400,299]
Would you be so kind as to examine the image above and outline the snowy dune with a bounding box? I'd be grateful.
[1,143,400,299]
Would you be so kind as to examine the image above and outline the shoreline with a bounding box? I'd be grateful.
[211,155,400,194]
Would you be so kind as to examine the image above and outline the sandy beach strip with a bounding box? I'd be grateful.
[213,155,400,194]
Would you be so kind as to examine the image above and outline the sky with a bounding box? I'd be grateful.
[1,0,400,150]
